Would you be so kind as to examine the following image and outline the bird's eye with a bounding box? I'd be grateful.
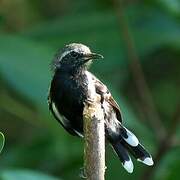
[70,51,79,58]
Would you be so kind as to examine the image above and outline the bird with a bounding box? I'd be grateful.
[48,43,154,173]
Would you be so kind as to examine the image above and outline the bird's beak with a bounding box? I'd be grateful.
[83,53,104,60]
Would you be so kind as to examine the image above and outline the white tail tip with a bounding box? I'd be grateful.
[123,159,134,173]
[123,128,139,147]
[137,157,154,166]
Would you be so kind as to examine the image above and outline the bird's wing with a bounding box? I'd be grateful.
[91,73,123,122]
[48,89,82,137]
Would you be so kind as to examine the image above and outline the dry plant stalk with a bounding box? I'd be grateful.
[83,95,105,180]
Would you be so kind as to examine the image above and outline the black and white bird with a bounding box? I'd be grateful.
[48,43,153,173]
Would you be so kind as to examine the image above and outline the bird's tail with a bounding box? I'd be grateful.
[109,125,154,173]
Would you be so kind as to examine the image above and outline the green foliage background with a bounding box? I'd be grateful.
[0,0,179,179]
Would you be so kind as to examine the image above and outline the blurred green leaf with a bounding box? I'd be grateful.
[23,6,180,54]
[153,81,180,120]
[0,170,59,180]
[154,148,180,180]
[128,6,180,52]
[157,0,180,16]
[0,132,5,154]
[0,35,54,111]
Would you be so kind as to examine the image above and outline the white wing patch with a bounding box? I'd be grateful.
[74,130,84,138]
[52,102,69,127]
[52,102,83,137]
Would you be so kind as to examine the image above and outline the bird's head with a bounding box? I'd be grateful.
[52,43,103,72]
